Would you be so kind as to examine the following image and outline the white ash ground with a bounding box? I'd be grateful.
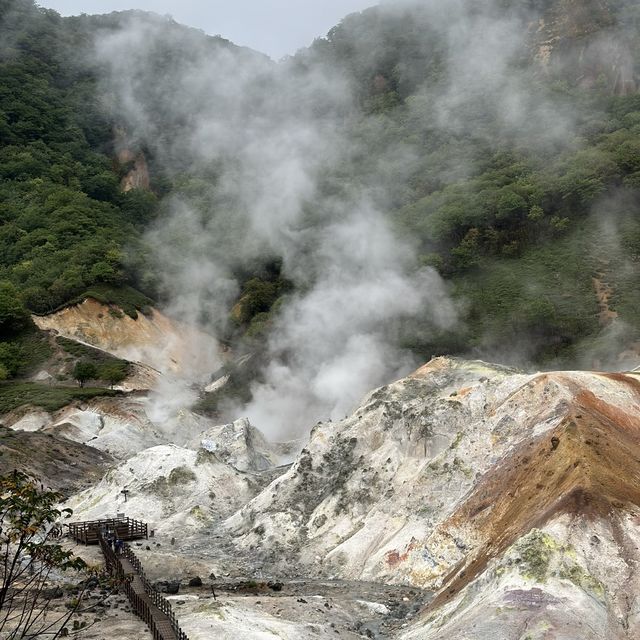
[7,356,640,638]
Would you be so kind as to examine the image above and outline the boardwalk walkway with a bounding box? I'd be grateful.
[117,554,176,640]
[99,536,188,640]
[68,516,147,544]
[69,518,188,640]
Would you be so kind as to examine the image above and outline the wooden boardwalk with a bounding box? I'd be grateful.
[117,555,179,640]
[68,516,147,544]
[70,517,188,640]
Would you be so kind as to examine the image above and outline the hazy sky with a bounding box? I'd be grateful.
[37,0,378,58]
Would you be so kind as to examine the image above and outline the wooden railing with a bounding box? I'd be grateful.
[98,534,188,640]
[98,533,122,577]
[68,517,148,544]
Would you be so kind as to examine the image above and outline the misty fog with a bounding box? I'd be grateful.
[91,0,635,439]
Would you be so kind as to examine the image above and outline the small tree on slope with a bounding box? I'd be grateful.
[72,361,97,388]
[0,471,87,639]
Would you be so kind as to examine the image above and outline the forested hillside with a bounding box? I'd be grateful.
[1,0,640,390]
[0,1,156,313]
[298,0,640,366]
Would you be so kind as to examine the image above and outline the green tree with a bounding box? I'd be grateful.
[0,470,87,639]
[98,362,128,389]
[72,360,98,387]
[0,283,30,334]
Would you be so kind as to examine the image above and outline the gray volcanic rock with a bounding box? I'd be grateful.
[530,0,638,95]
[0,425,112,495]
[51,356,640,638]
[199,418,280,472]
[224,357,640,638]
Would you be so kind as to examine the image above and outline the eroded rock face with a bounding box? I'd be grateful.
[45,355,640,637]
[199,418,280,472]
[66,444,258,535]
[3,394,228,460]
[531,0,638,95]
[0,425,112,495]
[114,125,151,192]
[32,298,220,376]
[225,358,529,580]
[45,396,165,459]
[222,357,640,638]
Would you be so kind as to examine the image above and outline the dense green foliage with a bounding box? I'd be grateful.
[0,0,156,314]
[297,2,640,365]
[0,321,51,378]
[1,0,640,382]
[54,284,154,319]
[58,336,130,385]
[0,281,29,332]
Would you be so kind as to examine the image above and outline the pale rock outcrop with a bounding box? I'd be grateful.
[44,397,164,459]
[199,418,280,472]
[223,357,640,638]
[4,395,222,460]
[33,298,220,376]
[9,409,51,433]
[49,355,640,638]
[66,444,257,535]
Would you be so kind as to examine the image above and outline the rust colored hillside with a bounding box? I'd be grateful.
[428,371,640,610]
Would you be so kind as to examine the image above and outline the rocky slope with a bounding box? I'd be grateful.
[531,0,638,94]
[13,354,640,638]
[0,425,112,495]
[222,357,640,639]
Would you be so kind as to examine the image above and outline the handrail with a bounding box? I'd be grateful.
[98,533,189,640]
[68,517,148,545]
[122,544,189,640]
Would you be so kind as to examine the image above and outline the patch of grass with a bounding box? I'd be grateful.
[516,529,559,582]
[168,466,197,484]
[144,465,197,496]
[56,337,118,363]
[450,431,464,449]
[55,337,130,385]
[559,562,606,599]
[0,382,120,414]
[195,449,216,465]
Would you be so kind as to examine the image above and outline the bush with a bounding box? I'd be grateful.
[0,382,120,413]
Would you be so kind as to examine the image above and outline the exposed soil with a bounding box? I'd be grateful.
[0,426,112,495]
[427,371,640,610]
[593,274,618,326]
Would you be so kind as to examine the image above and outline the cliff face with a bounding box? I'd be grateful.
[32,298,220,377]
[531,0,638,94]
[113,126,151,192]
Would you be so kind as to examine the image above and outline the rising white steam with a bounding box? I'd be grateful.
[91,7,461,438]
[93,0,593,438]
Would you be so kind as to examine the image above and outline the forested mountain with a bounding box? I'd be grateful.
[1,0,640,389]
[299,0,640,367]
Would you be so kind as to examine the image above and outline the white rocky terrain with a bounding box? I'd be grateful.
[6,353,640,639]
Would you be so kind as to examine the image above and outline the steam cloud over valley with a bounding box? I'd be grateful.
[93,5,454,438]
[92,0,640,438]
